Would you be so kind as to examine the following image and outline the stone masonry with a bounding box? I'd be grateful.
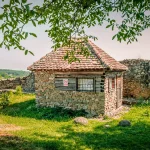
[104,73,123,116]
[0,73,35,93]
[34,71,123,117]
[34,71,105,117]
[120,59,150,99]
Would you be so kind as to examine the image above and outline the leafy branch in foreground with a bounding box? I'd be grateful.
[0,0,150,61]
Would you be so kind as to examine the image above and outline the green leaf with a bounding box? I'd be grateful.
[29,51,34,56]
[31,20,36,27]
[0,42,3,48]
[25,32,28,39]
[29,33,37,37]
[25,50,28,55]
[112,34,117,40]
[3,5,10,8]
[112,24,114,30]
[106,24,111,28]
[15,0,20,4]
[22,0,27,3]
[0,14,3,20]
[25,4,30,14]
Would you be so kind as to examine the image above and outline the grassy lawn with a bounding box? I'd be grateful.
[0,94,150,150]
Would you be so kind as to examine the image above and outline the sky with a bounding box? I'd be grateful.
[0,1,150,70]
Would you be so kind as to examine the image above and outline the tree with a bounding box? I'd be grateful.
[0,0,150,62]
[0,74,2,80]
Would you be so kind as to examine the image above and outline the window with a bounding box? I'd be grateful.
[112,78,115,89]
[77,78,94,91]
[108,77,115,92]
[108,78,112,91]
[55,76,105,92]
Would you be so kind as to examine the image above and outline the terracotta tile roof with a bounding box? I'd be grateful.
[87,41,128,71]
[28,40,128,71]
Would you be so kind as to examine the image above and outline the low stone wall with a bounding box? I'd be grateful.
[0,73,35,93]
[22,73,35,93]
[0,77,22,90]
[0,89,16,94]
[120,59,150,99]
[34,71,105,117]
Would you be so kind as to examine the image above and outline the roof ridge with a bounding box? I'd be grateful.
[87,40,109,70]
[88,40,128,71]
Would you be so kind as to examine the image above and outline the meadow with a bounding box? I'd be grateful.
[0,94,150,150]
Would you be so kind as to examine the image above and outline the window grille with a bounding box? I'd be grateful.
[77,78,94,91]
[55,76,105,92]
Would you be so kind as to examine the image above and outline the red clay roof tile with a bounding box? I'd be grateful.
[28,40,128,71]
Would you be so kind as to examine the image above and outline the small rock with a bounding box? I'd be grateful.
[104,125,111,128]
[118,120,131,127]
[74,117,88,125]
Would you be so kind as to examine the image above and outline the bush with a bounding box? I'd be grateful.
[15,86,23,95]
[143,110,150,117]
[0,93,10,108]
[124,80,150,99]
[7,90,14,98]
[40,106,87,120]
[103,115,109,120]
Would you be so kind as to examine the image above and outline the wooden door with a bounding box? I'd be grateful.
[116,78,121,109]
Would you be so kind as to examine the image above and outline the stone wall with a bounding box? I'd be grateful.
[120,59,150,99]
[0,77,22,90]
[34,71,123,117]
[104,73,123,116]
[22,73,35,92]
[34,71,105,117]
[0,73,35,93]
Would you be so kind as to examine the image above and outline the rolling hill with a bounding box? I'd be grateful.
[0,69,30,79]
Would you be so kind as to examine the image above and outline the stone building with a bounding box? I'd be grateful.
[28,40,128,117]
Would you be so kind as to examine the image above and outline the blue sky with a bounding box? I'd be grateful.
[0,1,150,70]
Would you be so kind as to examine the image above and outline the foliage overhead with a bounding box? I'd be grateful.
[0,0,150,62]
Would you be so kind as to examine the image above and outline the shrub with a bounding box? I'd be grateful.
[7,90,14,98]
[124,80,150,99]
[103,115,109,120]
[0,93,10,108]
[40,106,87,120]
[15,86,23,95]
[143,110,150,117]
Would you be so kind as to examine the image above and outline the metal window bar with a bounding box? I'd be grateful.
[77,78,94,91]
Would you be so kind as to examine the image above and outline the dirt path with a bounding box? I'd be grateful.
[0,124,22,136]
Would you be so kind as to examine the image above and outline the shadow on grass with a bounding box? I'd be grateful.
[1,121,149,150]
[0,134,72,150]
[56,121,150,150]
[0,135,37,150]
[0,99,87,122]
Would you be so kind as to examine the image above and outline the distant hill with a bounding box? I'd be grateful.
[0,69,30,80]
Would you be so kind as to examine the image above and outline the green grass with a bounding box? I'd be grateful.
[0,94,150,150]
